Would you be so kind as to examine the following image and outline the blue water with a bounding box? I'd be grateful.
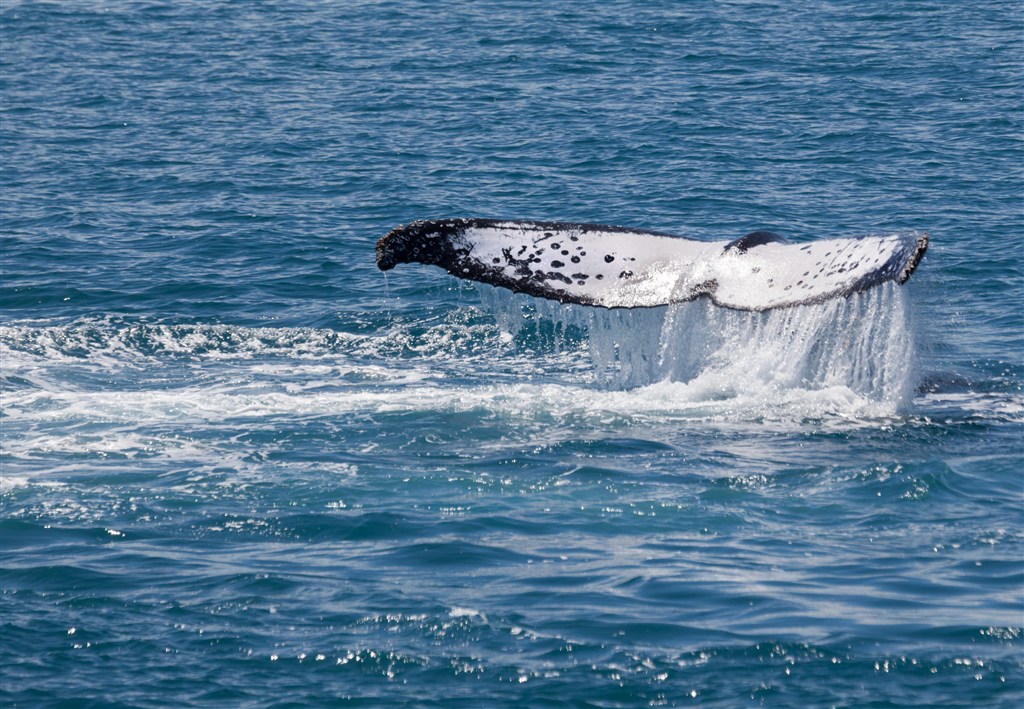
[2,1,1022,706]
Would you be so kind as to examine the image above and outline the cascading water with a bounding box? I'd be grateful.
[479,282,917,412]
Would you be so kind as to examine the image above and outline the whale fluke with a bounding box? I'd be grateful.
[375,218,928,311]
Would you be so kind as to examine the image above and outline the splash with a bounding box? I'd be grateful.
[479,283,917,411]
[0,285,920,432]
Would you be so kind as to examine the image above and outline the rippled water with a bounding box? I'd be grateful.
[2,1,1022,707]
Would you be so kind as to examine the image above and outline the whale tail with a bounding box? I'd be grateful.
[376,218,927,311]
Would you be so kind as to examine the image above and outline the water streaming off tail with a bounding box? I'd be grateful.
[479,283,916,409]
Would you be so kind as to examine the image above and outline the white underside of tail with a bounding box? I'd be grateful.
[454,221,923,310]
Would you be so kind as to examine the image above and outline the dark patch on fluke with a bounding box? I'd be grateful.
[724,231,790,253]
[375,218,631,306]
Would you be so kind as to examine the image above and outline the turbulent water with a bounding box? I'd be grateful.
[2,1,1022,707]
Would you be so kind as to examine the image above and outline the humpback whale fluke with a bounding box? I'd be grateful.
[375,218,928,311]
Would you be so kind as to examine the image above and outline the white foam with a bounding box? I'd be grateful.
[0,320,363,367]
[449,607,487,621]
[0,474,67,492]
[0,284,933,479]
[0,374,901,438]
[917,391,1024,423]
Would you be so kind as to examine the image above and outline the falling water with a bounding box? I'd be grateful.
[479,282,916,409]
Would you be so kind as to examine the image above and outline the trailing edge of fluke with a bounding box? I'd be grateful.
[376,218,928,311]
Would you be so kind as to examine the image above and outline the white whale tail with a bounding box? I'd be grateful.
[375,218,928,311]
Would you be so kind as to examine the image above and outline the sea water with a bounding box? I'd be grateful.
[2,1,1022,707]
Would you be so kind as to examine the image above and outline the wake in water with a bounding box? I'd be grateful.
[0,282,932,431]
[2,282,1020,474]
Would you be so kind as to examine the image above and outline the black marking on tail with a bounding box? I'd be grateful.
[725,231,790,253]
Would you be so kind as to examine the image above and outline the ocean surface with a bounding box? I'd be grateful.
[2,1,1022,707]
